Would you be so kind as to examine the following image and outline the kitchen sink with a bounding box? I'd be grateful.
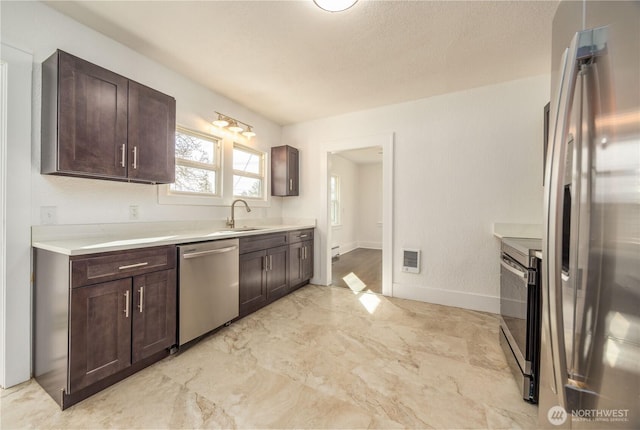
[208,227,264,235]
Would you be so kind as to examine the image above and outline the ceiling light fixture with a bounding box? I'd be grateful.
[313,0,358,12]
[211,112,256,139]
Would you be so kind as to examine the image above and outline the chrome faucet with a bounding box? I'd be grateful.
[227,199,252,229]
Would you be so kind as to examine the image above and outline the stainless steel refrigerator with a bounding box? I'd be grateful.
[540,1,639,428]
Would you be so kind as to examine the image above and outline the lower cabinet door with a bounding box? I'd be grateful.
[69,278,132,393]
[302,240,314,281]
[288,241,304,288]
[266,245,289,300]
[239,250,268,316]
[132,269,177,363]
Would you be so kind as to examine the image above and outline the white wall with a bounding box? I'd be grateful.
[329,154,358,253]
[0,1,285,387]
[282,74,549,313]
[357,163,382,249]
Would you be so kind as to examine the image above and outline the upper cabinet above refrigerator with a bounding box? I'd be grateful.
[41,50,176,184]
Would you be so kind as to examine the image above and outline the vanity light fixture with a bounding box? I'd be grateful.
[242,126,256,138]
[211,111,256,139]
[212,113,229,128]
[313,0,358,12]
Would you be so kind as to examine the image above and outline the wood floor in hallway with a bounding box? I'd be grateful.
[331,248,382,294]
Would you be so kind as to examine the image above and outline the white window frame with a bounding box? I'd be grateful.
[232,142,266,201]
[172,127,221,195]
[159,126,225,206]
[330,174,341,226]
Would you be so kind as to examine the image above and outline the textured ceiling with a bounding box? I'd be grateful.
[45,0,559,125]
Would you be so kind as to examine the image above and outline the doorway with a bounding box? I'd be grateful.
[329,148,383,294]
[320,133,393,297]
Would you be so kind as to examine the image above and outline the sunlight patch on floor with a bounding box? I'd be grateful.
[358,291,381,314]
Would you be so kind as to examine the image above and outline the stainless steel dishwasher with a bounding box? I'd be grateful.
[178,239,239,346]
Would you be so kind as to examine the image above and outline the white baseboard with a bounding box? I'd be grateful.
[392,283,499,314]
[338,242,358,255]
[357,241,382,250]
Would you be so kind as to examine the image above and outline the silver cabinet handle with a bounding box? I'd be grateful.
[118,262,149,270]
[298,234,309,239]
[124,290,130,318]
[500,258,527,279]
[183,246,238,259]
[269,255,273,271]
[303,246,307,260]
[263,255,268,271]
[120,144,126,168]
[132,146,138,169]
[289,179,293,191]
[137,287,144,313]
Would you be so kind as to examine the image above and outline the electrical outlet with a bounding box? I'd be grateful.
[40,206,57,225]
[129,205,139,220]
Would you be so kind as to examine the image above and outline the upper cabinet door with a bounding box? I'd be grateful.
[127,81,176,184]
[56,51,129,178]
[271,145,299,196]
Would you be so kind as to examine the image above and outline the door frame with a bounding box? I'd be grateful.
[321,133,394,296]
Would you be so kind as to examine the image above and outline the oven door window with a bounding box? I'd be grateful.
[500,255,531,369]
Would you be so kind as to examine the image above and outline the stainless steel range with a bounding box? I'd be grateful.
[499,237,542,403]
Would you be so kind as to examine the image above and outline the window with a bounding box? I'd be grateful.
[330,175,340,225]
[233,143,265,199]
[170,128,220,196]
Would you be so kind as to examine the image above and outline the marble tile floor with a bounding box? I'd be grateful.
[1,285,537,429]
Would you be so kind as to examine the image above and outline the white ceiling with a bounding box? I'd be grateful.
[45,0,559,126]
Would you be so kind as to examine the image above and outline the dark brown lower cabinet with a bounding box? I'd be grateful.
[289,240,314,290]
[238,234,289,317]
[238,229,314,318]
[34,245,177,409]
[239,249,268,315]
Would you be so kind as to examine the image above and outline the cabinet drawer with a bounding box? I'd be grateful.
[288,229,314,244]
[71,245,176,288]
[239,233,288,254]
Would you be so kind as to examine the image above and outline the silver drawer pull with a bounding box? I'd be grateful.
[298,234,309,238]
[124,290,130,318]
[118,262,149,270]
[138,287,144,313]
[120,144,126,168]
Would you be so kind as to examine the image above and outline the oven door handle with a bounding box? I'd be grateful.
[501,258,528,280]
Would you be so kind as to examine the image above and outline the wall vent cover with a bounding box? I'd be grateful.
[402,249,421,273]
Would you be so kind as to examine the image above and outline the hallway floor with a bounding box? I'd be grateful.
[1,285,537,429]
[332,248,382,294]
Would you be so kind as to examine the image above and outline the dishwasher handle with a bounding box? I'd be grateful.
[182,245,238,260]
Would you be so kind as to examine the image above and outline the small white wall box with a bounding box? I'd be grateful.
[402,249,421,273]
[331,246,340,261]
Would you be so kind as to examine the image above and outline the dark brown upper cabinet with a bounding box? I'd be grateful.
[41,50,176,184]
[271,145,299,196]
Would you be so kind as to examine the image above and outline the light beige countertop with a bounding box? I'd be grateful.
[492,222,542,239]
[32,219,316,256]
